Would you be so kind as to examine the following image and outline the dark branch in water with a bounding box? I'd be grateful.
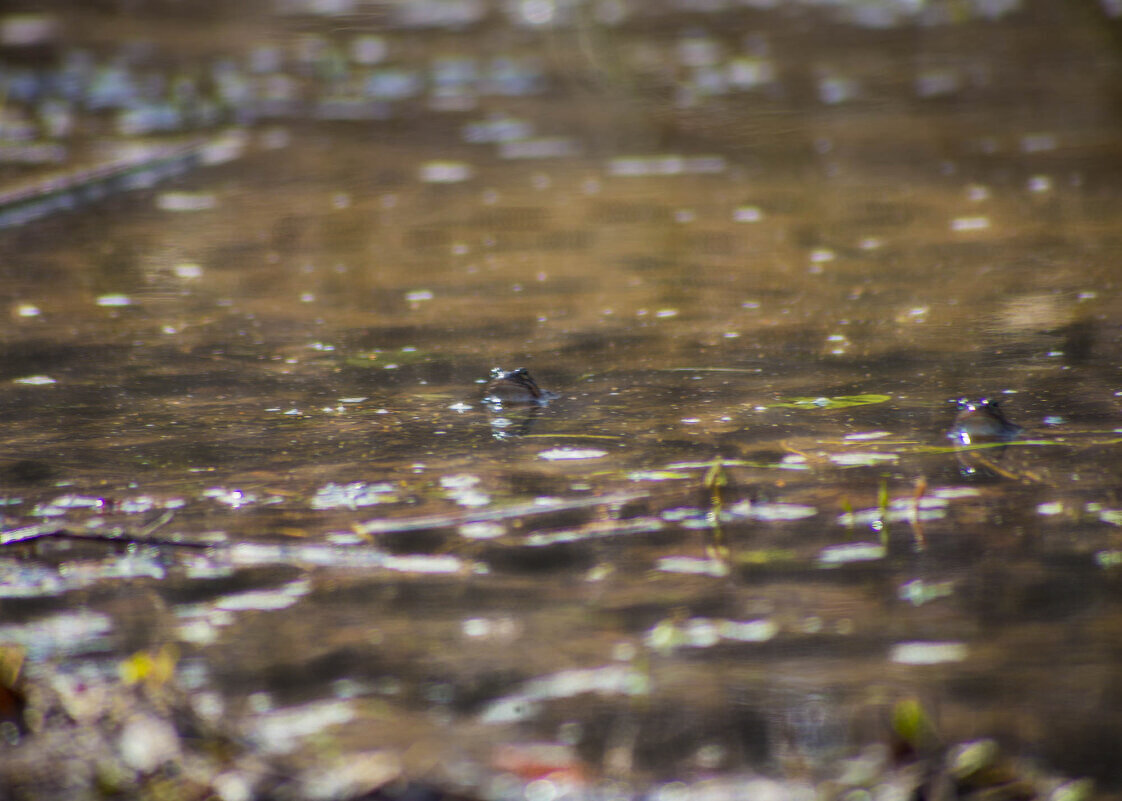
[0,511,205,548]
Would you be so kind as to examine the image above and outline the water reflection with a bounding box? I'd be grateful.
[3,0,1122,799]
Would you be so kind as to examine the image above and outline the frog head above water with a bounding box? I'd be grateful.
[947,398,1023,446]
[483,367,558,406]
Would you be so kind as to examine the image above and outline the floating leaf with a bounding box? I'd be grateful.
[768,394,891,410]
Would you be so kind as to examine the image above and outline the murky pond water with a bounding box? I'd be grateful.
[2,2,1122,799]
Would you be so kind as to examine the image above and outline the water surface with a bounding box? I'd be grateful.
[2,2,1122,799]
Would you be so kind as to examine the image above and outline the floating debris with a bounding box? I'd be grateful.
[310,482,398,510]
[463,114,532,143]
[524,517,662,546]
[31,494,105,516]
[655,556,730,577]
[732,205,763,222]
[898,579,955,606]
[538,448,607,461]
[720,618,779,642]
[829,452,899,467]
[890,641,969,665]
[249,700,356,755]
[479,665,649,725]
[213,578,311,612]
[418,161,473,183]
[202,487,258,509]
[817,542,886,566]
[156,191,217,212]
[498,137,580,159]
[727,501,818,521]
[818,74,860,104]
[647,616,778,650]
[838,496,947,527]
[12,375,56,385]
[172,263,204,279]
[441,474,490,508]
[459,522,506,540]
[844,431,892,441]
[607,155,726,177]
[950,216,991,232]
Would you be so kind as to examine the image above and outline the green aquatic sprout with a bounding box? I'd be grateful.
[703,460,728,493]
[892,696,938,753]
[703,458,731,564]
[876,477,890,543]
[768,394,891,410]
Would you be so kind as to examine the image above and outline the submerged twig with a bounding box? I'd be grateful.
[0,523,61,546]
[0,512,215,549]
